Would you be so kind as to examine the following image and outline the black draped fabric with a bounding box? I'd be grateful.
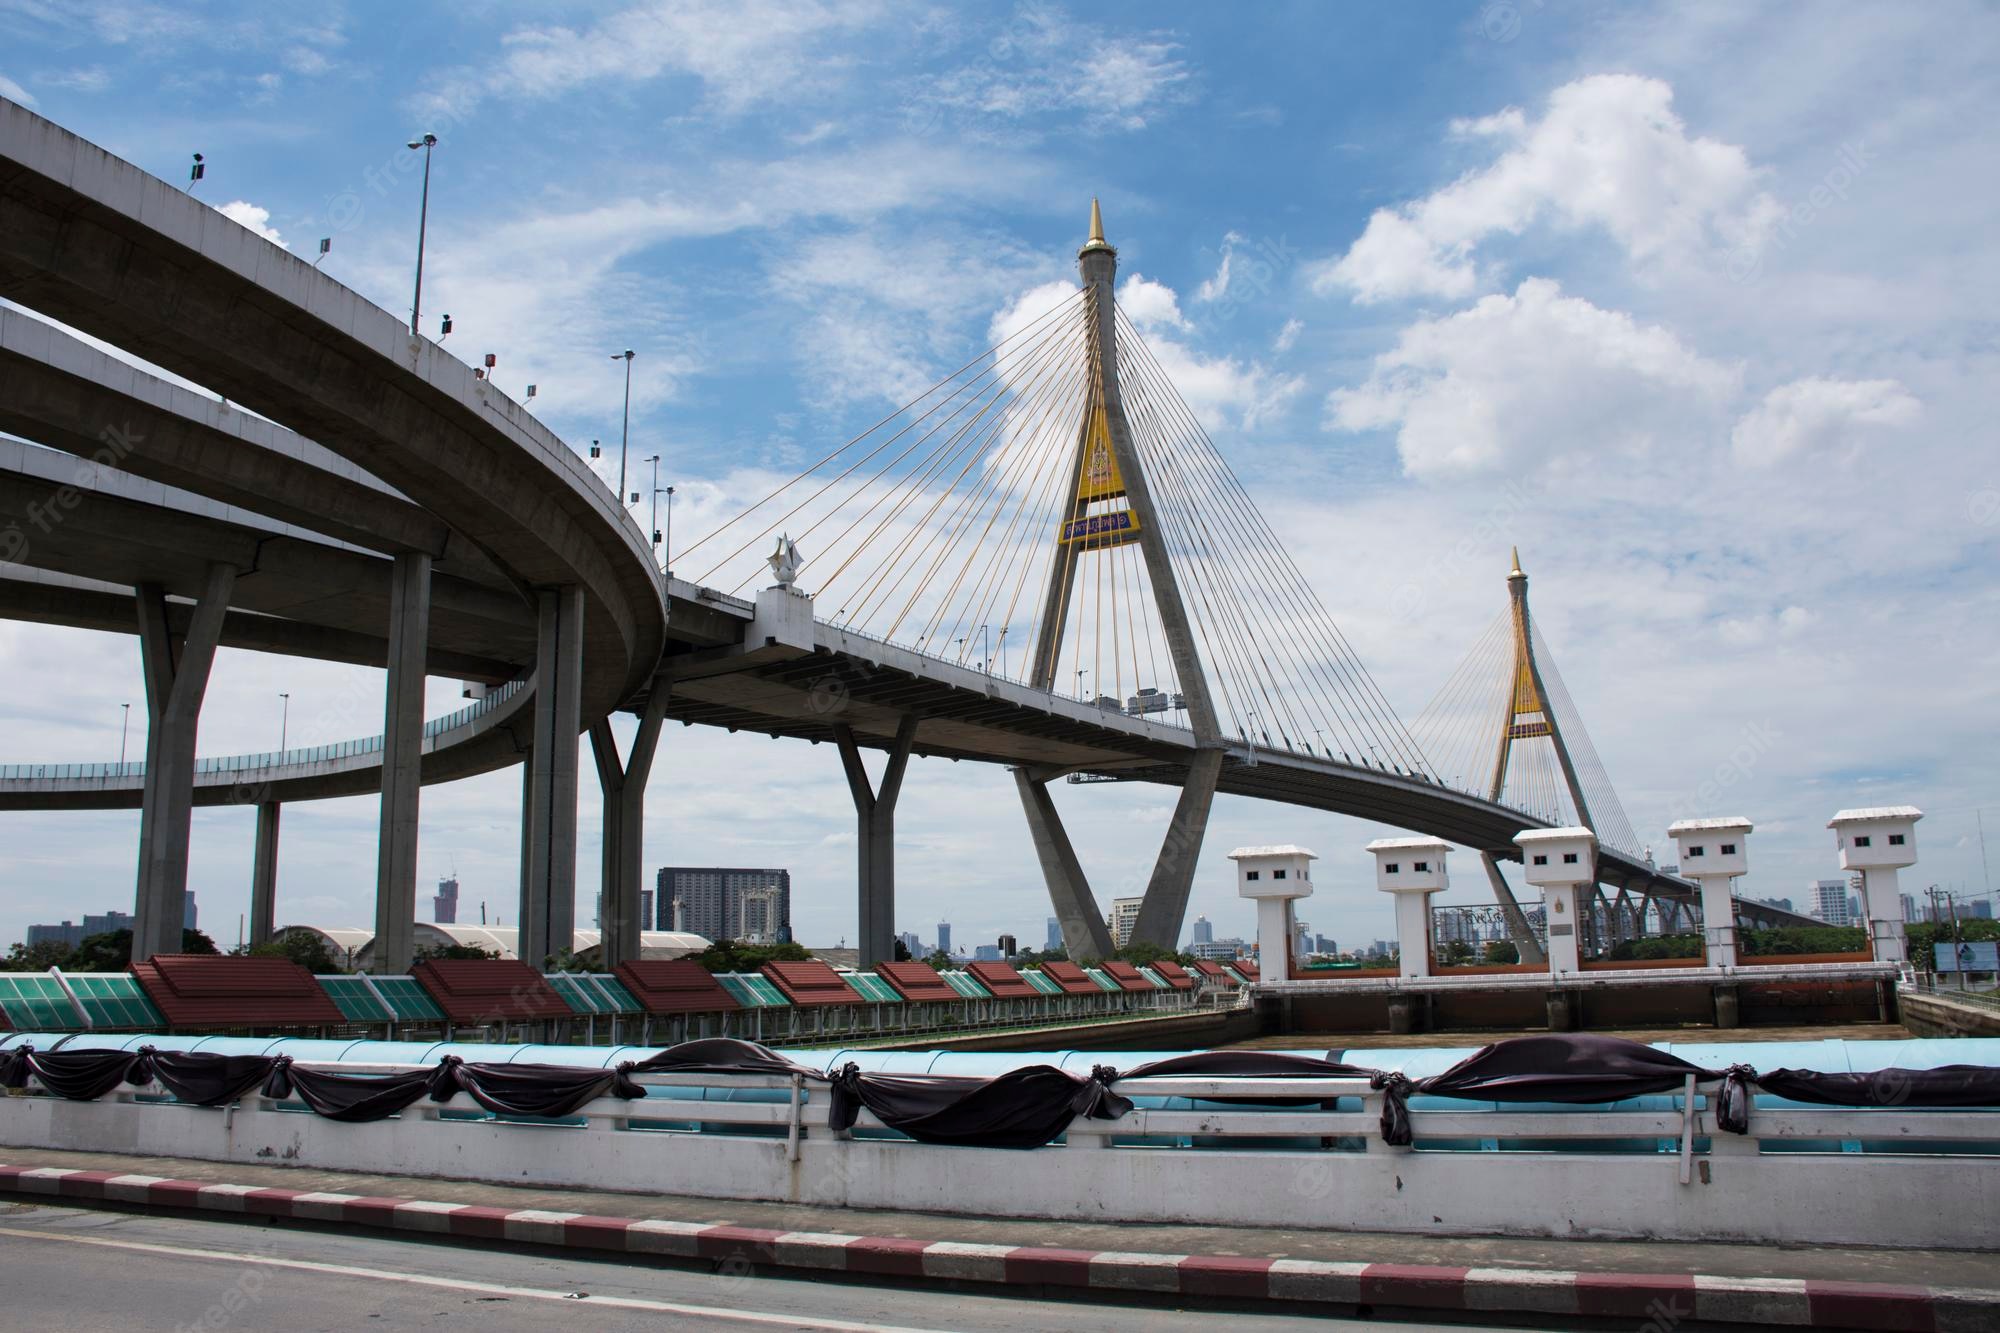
[262,1057,445,1123]
[0,1045,29,1089]
[1755,1065,2000,1109]
[630,1039,823,1080]
[1117,1049,1375,1110]
[1415,1034,1713,1104]
[6,1047,140,1101]
[131,1048,280,1107]
[827,1063,1129,1148]
[434,1057,643,1118]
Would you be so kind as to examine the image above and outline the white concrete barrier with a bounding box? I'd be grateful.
[3,1068,1994,1249]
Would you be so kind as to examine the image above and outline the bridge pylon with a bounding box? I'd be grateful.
[1017,201,1226,958]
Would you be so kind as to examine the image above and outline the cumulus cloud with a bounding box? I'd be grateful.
[1327,278,1739,478]
[1730,376,1921,466]
[1194,231,1244,303]
[215,200,288,249]
[1313,74,1780,304]
[1273,318,1303,352]
[1117,273,1190,332]
[919,8,1191,133]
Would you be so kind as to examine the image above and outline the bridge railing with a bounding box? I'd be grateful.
[0,680,526,782]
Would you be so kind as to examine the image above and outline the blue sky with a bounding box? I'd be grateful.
[1,2,1995,953]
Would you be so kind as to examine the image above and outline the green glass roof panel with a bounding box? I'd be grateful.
[587,975,641,1011]
[716,973,790,1008]
[842,973,902,1004]
[1083,968,1122,992]
[1020,970,1062,994]
[0,975,80,1029]
[1136,967,1169,989]
[66,973,164,1029]
[939,971,991,998]
[548,974,611,1014]
[370,976,445,1021]
[318,976,393,1023]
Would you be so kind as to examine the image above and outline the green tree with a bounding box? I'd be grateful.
[1113,941,1201,969]
[892,938,912,962]
[412,942,503,963]
[1482,940,1520,964]
[693,940,812,974]
[68,928,217,970]
[4,939,76,972]
[235,931,345,974]
[920,948,952,971]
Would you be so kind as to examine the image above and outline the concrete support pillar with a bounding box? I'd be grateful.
[1858,867,1908,965]
[1387,887,1438,979]
[589,680,668,969]
[837,715,918,968]
[522,587,583,971]
[1130,748,1224,950]
[1691,874,1739,969]
[1713,983,1741,1028]
[1480,852,1546,965]
[1545,990,1575,1031]
[133,563,237,962]
[1014,769,1115,959]
[372,551,431,976]
[1543,882,1584,975]
[249,800,280,946]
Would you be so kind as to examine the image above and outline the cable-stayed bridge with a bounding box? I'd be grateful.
[0,103,1810,976]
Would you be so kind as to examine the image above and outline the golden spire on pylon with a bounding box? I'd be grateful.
[1509,546,1525,580]
[1080,196,1115,256]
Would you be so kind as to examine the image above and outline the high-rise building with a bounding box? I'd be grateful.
[1900,893,1918,924]
[657,868,792,942]
[183,893,197,932]
[998,933,1017,957]
[973,944,1002,961]
[24,921,83,949]
[1809,879,1852,925]
[1108,897,1142,948]
[82,910,134,939]
[1971,900,1995,920]
[433,877,460,925]
[1045,916,1061,951]
[1190,915,1213,946]
[897,930,922,958]
[936,921,952,956]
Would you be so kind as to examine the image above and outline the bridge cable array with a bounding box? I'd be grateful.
[675,286,1429,772]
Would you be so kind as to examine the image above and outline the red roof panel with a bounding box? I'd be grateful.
[613,960,739,1015]
[1230,959,1261,982]
[1099,961,1155,992]
[874,961,959,1003]
[1151,960,1196,990]
[1188,960,1238,986]
[130,955,343,1029]
[965,960,1038,999]
[762,960,859,1007]
[409,959,571,1024]
[1034,961,1101,995]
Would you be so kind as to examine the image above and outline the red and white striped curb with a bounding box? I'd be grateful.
[1,1163,1989,1330]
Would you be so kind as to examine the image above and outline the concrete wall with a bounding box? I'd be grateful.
[1901,990,2000,1038]
[2,1095,1991,1250]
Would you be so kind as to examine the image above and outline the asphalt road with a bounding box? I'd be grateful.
[0,1201,1520,1332]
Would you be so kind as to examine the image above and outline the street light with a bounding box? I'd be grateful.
[611,350,635,504]
[407,133,438,337]
[645,454,663,555]
[278,692,290,752]
[119,703,130,768]
[663,485,676,577]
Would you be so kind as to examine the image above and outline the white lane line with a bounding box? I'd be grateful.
[0,1224,952,1332]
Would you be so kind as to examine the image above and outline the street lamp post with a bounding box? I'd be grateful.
[980,624,991,673]
[406,134,438,337]
[663,485,675,577]
[646,455,663,557]
[611,350,635,505]
[278,692,290,752]
[120,702,130,768]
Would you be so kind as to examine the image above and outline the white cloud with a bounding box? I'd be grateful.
[215,200,288,249]
[0,74,35,106]
[1730,376,1921,467]
[424,0,882,118]
[1328,278,1740,478]
[1117,273,1190,332]
[1194,231,1243,304]
[918,9,1192,133]
[1314,74,1780,303]
[41,66,112,93]
[1273,318,1303,353]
